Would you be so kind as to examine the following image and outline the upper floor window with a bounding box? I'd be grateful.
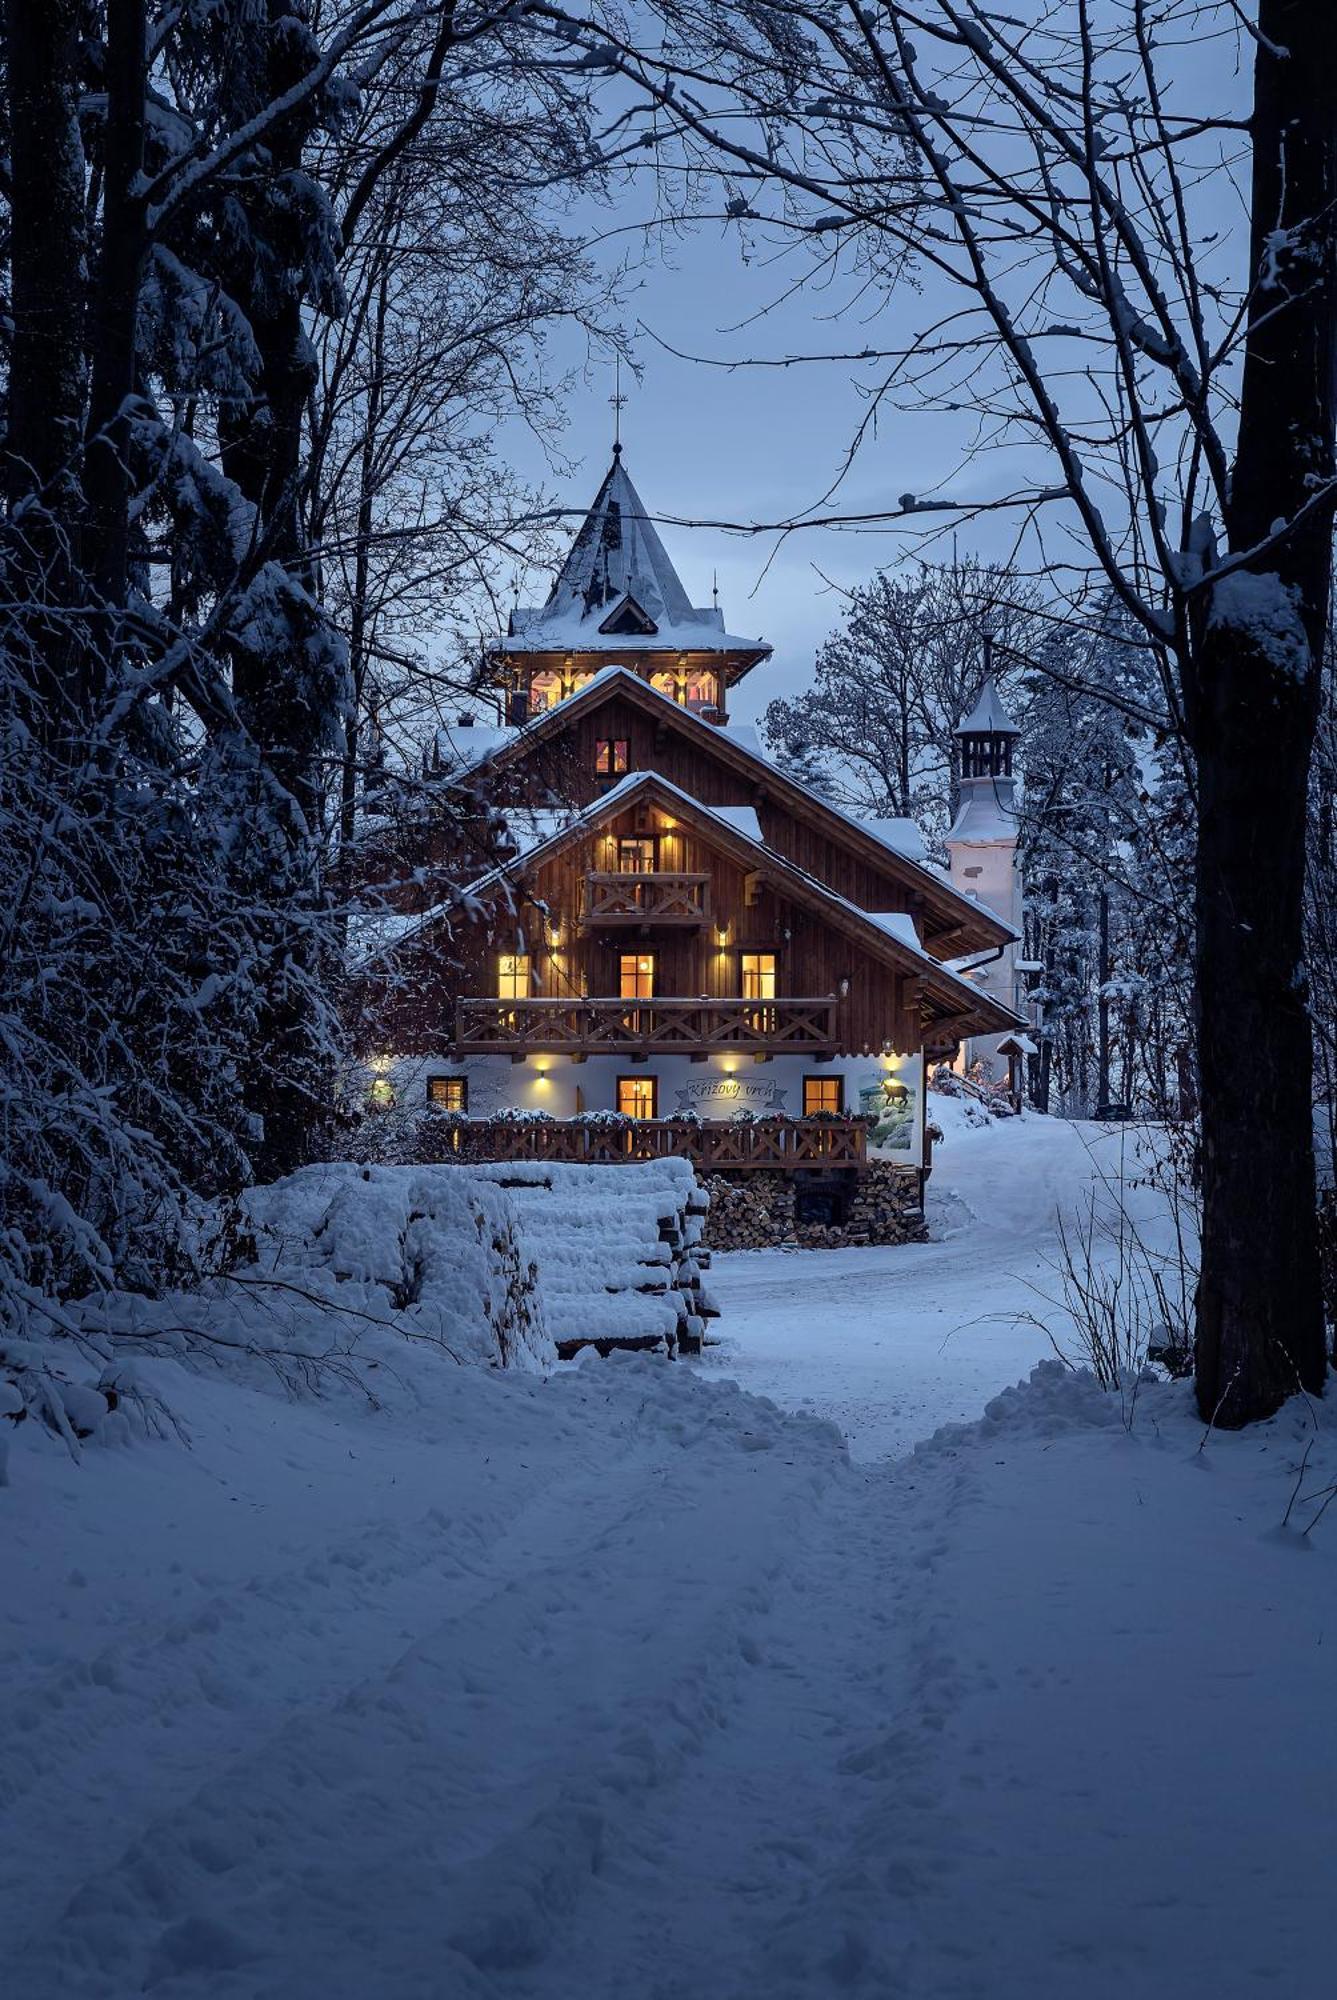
[497,952,531,1000]
[740,952,777,1001]
[616,837,657,874]
[619,952,655,1000]
[596,738,629,776]
[530,669,563,713]
[617,1074,658,1119]
[648,667,719,712]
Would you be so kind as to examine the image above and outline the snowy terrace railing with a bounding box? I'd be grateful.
[453,996,840,1056]
[439,1116,869,1173]
[579,872,712,928]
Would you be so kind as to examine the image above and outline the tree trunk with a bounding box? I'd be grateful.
[1192,0,1335,1424]
[3,0,90,746]
[84,0,149,611]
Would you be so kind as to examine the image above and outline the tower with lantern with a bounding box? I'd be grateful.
[946,653,1026,1083]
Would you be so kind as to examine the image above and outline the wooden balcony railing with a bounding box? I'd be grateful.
[454,995,839,1055]
[440,1115,868,1172]
[580,871,711,927]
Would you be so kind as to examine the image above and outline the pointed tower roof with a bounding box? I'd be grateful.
[955,674,1020,738]
[501,450,770,661]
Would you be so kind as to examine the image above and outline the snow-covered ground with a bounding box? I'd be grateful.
[696,1101,1111,1456]
[4,1109,1334,1997]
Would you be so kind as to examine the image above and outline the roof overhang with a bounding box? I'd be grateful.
[387,769,1022,1043]
[448,668,1017,959]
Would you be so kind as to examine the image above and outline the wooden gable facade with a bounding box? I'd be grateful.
[358,464,1023,1181]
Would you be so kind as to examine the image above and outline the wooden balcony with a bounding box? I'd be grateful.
[579,872,711,928]
[443,1115,868,1172]
[454,995,839,1056]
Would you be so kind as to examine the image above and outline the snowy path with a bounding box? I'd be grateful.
[697,1110,1116,1455]
[4,1112,1333,1998]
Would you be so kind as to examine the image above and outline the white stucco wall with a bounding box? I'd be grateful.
[946,828,1026,1081]
[365,1048,928,1167]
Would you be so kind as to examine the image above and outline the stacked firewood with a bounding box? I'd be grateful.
[467,1159,718,1358]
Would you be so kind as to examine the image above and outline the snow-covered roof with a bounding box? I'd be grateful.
[393,768,1021,1031]
[869,911,923,952]
[947,788,1018,844]
[707,804,764,843]
[498,452,769,659]
[424,669,1018,948]
[863,816,929,864]
[434,718,512,773]
[956,675,1020,737]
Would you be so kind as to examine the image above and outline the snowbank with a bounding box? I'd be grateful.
[1,1160,715,1481]
[240,1162,553,1372]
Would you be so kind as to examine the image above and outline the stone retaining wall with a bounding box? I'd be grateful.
[699,1161,927,1252]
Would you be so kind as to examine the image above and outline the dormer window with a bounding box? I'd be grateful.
[596,738,629,776]
[599,594,658,636]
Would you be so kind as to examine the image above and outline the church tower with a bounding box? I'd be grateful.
[946,655,1024,1077]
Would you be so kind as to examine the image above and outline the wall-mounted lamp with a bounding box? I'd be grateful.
[838,977,850,999]
[716,924,730,948]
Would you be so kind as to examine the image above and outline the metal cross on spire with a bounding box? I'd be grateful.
[610,354,627,455]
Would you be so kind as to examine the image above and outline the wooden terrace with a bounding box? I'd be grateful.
[439,1114,869,1172]
[453,995,840,1057]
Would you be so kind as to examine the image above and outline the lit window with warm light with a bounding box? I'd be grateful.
[530,669,563,713]
[740,953,777,1000]
[619,953,655,1000]
[427,1075,468,1112]
[803,1075,843,1116]
[497,952,531,1000]
[595,738,629,776]
[617,1074,658,1119]
[616,836,656,874]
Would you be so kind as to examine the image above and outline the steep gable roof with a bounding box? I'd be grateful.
[384,770,1022,1041]
[498,454,770,660]
[440,667,1018,959]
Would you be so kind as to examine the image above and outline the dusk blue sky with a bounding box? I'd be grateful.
[498,15,1251,730]
[501,225,1031,728]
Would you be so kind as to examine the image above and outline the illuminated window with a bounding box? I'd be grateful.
[616,837,657,874]
[740,953,777,1000]
[803,1075,843,1117]
[427,1075,468,1112]
[595,738,629,776]
[497,952,531,1000]
[617,1074,658,1119]
[619,953,655,1000]
[530,669,563,713]
[684,670,718,711]
[649,669,678,702]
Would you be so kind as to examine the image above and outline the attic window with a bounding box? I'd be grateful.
[595,738,629,776]
[599,595,658,636]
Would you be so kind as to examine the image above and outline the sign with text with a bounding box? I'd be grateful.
[672,1076,790,1119]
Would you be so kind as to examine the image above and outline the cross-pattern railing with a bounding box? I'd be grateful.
[439,1116,868,1172]
[580,872,711,927]
[454,995,839,1054]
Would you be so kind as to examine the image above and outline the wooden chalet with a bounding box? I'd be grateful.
[361,450,1023,1191]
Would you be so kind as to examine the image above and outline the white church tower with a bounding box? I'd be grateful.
[946,653,1024,1081]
